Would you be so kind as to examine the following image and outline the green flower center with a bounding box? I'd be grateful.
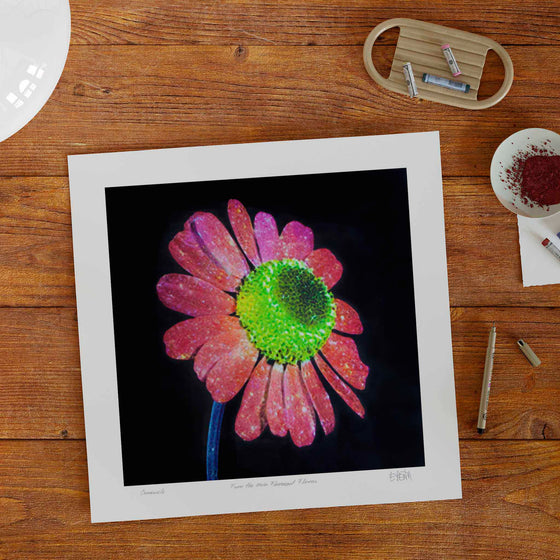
[236,259,336,364]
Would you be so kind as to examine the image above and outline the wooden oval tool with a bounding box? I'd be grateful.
[363,18,514,110]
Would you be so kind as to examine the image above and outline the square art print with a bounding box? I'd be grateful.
[68,133,461,522]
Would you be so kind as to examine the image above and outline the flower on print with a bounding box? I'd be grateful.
[157,199,369,449]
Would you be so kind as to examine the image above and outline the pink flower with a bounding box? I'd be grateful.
[157,200,369,447]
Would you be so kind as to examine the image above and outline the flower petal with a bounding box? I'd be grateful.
[228,199,261,267]
[169,222,240,292]
[321,332,369,390]
[300,360,335,435]
[334,299,364,335]
[284,364,316,447]
[266,362,287,436]
[205,332,259,403]
[314,354,365,418]
[305,248,342,289]
[163,315,240,360]
[254,212,280,262]
[235,358,271,441]
[278,221,314,260]
[193,323,246,381]
[191,212,250,279]
[157,274,236,317]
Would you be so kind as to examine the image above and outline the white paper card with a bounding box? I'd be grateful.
[68,132,461,523]
[518,213,560,286]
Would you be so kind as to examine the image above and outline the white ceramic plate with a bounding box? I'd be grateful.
[0,0,71,142]
[490,128,560,218]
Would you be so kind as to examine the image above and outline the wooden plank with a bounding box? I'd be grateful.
[0,178,74,307]
[1,306,559,440]
[0,439,558,559]
[67,0,560,46]
[0,308,82,440]
[451,307,560,439]
[0,46,558,177]
[443,185,559,308]
[2,177,560,308]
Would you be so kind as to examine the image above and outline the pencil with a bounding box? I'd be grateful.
[477,324,496,434]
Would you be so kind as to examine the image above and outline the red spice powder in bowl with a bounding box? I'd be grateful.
[490,128,560,218]
[520,155,560,206]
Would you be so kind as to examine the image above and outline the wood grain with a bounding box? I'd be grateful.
[2,177,560,308]
[1,0,559,556]
[66,0,560,46]
[0,46,558,177]
[1,306,558,440]
[0,440,558,559]
[0,308,81,440]
[0,178,74,307]
[452,307,560,440]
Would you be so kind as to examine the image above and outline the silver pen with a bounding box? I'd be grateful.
[477,324,496,434]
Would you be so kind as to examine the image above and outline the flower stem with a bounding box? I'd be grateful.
[206,401,225,481]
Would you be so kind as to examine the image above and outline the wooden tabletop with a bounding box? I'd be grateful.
[1,1,560,558]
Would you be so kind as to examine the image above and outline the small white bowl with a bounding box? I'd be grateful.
[490,128,560,218]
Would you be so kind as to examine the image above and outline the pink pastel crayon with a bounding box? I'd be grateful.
[441,44,462,77]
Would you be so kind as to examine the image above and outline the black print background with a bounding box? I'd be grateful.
[105,169,425,486]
